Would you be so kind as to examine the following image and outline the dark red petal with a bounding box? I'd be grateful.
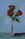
[8,5,15,10]
[17,9,22,16]
[7,10,13,16]
[8,5,15,8]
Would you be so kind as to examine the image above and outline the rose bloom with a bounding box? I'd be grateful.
[8,5,15,10]
[7,10,13,16]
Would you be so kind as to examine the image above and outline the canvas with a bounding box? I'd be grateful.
[0,0,25,39]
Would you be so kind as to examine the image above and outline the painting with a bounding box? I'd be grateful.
[0,0,25,39]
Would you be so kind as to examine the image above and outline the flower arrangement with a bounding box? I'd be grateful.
[7,5,23,36]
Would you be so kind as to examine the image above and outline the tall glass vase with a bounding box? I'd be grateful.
[11,18,14,36]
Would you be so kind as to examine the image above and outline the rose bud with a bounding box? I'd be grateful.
[17,9,22,16]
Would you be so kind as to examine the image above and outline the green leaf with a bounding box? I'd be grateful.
[8,16,10,19]
[16,18,21,23]
[13,19,16,22]
[14,12,17,14]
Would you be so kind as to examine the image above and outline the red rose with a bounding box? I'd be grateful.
[17,9,22,16]
[7,10,13,16]
[8,5,15,10]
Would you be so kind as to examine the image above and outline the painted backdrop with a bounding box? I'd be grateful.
[0,0,25,33]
